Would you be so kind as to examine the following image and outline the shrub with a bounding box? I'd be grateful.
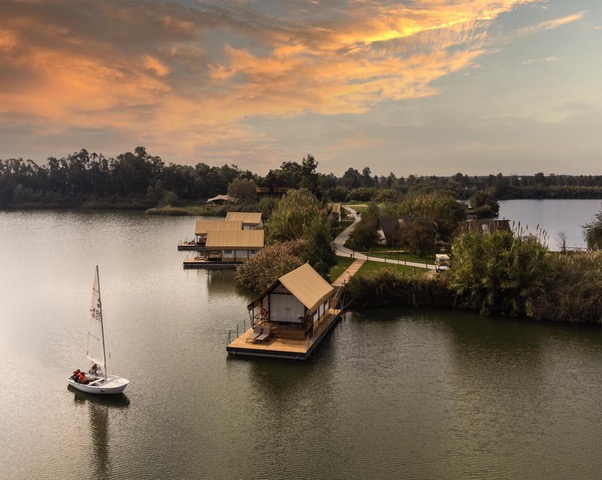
[235,240,307,292]
[346,269,454,308]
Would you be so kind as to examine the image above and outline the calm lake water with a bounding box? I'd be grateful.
[2,206,602,479]
[498,199,602,250]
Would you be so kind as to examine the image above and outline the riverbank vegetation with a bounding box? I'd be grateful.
[3,147,602,211]
[4,146,602,324]
[346,228,602,324]
[235,190,336,292]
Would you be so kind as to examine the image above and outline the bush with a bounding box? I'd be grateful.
[527,251,602,323]
[346,269,454,308]
[235,240,307,292]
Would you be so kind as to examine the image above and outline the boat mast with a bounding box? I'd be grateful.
[96,265,108,380]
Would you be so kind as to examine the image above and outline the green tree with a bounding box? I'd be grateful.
[267,189,326,242]
[348,203,380,250]
[583,204,602,250]
[387,193,467,242]
[469,190,500,218]
[227,178,257,204]
[527,251,602,323]
[399,217,436,256]
[347,187,375,202]
[373,187,399,203]
[300,154,320,196]
[447,231,549,316]
[235,240,307,292]
[303,215,337,278]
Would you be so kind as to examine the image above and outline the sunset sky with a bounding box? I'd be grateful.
[1,0,600,176]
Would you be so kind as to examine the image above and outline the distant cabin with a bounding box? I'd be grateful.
[205,229,265,264]
[248,263,334,334]
[225,212,263,230]
[194,220,243,245]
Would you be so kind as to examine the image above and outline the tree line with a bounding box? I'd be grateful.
[2,146,602,208]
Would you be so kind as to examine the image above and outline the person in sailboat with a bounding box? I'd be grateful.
[89,363,101,378]
[71,369,89,384]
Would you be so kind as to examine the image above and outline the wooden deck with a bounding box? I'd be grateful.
[183,255,240,269]
[177,241,205,251]
[227,309,342,360]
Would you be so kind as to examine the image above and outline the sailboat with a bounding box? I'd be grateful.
[67,266,129,394]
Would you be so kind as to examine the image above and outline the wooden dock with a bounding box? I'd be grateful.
[226,258,364,360]
[178,241,205,251]
[227,309,342,360]
[183,255,239,269]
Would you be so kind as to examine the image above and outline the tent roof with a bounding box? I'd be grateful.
[195,220,242,236]
[205,230,265,249]
[278,263,334,311]
[206,194,236,203]
[225,212,262,224]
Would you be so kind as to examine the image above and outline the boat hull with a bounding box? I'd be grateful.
[67,374,129,394]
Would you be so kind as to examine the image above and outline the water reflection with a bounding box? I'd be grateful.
[206,269,253,298]
[70,387,130,480]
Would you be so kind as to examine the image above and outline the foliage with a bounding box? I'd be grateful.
[227,178,257,205]
[469,190,500,218]
[326,185,350,202]
[386,193,467,242]
[397,217,436,256]
[4,147,602,210]
[159,191,178,207]
[347,187,376,202]
[234,240,307,293]
[373,187,400,203]
[257,196,279,220]
[264,189,335,278]
[302,215,337,278]
[300,154,320,197]
[526,251,602,323]
[348,203,379,250]
[346,269,454,308]
[266,189,326,242]
[447,231,550,316]
[582,204,602,250]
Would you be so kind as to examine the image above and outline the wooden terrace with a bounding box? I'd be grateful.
[183,254,241,269]
[178,241,205,251]
[227,308,342,360]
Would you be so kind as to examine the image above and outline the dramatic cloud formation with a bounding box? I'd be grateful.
[0,0,600,175]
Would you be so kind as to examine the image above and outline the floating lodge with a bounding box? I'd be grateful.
[183,229,265,268]
[179,212,265,268]
[178,211,349,358]
[178,219,244,250]
[227,263,344,360]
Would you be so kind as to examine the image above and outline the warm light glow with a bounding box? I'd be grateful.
[0,0,596,173]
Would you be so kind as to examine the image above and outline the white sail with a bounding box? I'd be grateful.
[85,266,106,370]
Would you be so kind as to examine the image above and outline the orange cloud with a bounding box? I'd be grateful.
[0,0,565,163]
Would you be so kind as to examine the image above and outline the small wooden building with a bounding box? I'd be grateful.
[248,263,334,335]
[225,212,263,230]
[204,229,265,263]
[227,263,342,359]
[184,229,264,268]
[194,219,243,245]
